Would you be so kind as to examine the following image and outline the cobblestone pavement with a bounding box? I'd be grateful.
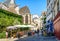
[14,35,57,41]
[0,35,57,41]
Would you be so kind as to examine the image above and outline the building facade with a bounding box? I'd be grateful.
[53,12,60,40]
[46,0,60,21]
[46,0,60,36]
[39,16,43,30]
[0,0,32,25]
[32,15,40,30]
[41,12,46,30]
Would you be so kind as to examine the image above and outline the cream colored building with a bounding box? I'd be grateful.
[39,16,43,29]
[31,15,40,30]
[40,12,46,29]
[46,0,60,21]
[0,0,32,25]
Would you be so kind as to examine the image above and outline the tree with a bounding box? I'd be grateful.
[0,9,23,32]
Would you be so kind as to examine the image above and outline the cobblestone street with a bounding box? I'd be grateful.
[14,35,57,41]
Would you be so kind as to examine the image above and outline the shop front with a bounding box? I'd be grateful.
[53,11,60,40]
[46,20,54,36]
[7,25,35,38]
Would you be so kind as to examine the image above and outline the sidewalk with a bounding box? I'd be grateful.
[0,35,28,41]
[0,38,18,41]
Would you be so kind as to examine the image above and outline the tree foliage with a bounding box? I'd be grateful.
[0,9,23,32]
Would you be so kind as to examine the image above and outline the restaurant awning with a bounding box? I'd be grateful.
[7,25,35,29]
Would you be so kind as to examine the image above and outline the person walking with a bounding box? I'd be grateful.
[17,32,20,39]
[6,30,8,38]
[37,29,40,36]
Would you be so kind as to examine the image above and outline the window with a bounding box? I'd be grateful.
[57,1,59,11]
[25,15,28,24]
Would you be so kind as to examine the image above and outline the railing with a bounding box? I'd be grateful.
[46,13,52,21]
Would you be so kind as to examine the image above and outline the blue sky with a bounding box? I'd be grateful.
[0,0,47,16]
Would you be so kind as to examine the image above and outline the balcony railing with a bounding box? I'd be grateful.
[46,13,52,21]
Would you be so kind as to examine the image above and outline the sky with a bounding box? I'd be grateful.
[0,0,47,16]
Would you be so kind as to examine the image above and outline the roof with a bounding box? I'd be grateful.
[4,0,17,8]
[19,6,30,14]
